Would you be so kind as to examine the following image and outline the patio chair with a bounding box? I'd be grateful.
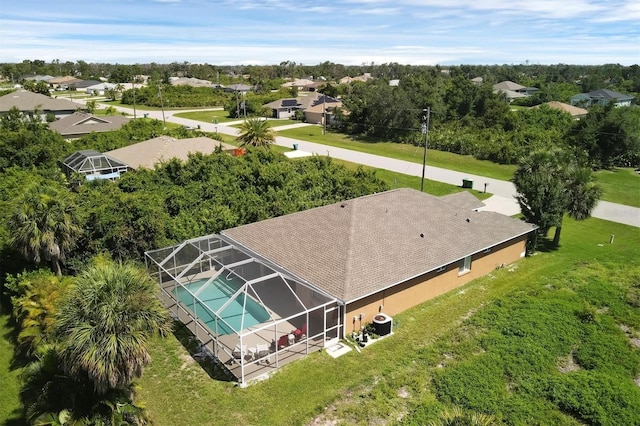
[294,324,307,341]
[277,334,289,349]
[232,344,246,362]
[256,343,270,364]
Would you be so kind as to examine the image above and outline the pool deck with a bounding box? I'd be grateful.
[161,272,334,386]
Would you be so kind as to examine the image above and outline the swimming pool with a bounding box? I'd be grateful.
[174,275,271,335]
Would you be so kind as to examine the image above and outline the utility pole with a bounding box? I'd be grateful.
[132,78,137,119]
[322,95,326,135]
[420,107,430,192]
[158,85,166,128]
[235,89,240,118]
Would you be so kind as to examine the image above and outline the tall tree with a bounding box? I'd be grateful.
[9,185,81,276]
[55,261,171,394]
[237,117,276,148]
[513,148,601,247]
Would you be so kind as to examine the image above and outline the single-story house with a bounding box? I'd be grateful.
[23,75,54,82]
[281,79,315,90]
[264,93,340,120]
[224,84,252,93]
[62,150,129,181]
[570,89,635,108]
[170,77,213,88]
[106,136,237,170]
[0,90,83,120]
[533,101,588,119]
[339,73,374,84]
[48,112,130,139]
[47,76,84,91]
[145,188,536,386]
[85,82,117,96]
[73,80,102,91]
[493,81,539,101]
[303,100,343,125]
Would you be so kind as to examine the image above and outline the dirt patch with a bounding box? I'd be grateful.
[618,324,640,347]
[397,387,410,398]
[179,353,195,370]
[635,375,640,387]
[558,353,581,373]
[596,306,609,314]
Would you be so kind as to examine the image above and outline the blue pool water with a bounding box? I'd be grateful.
[174,275,270,335]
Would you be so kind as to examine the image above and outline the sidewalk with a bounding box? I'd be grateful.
[71,100,640,227]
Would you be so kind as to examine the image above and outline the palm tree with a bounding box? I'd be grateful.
[13,273,73,356]
[553,164,602,246]
[513,148,601,247]
[21,344,148,425]
[55,261,171,395]
[237,117,276,148]
[10,185,81,276]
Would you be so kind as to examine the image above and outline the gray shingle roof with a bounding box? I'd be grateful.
[106,136,236,169]
[48,112,130,136]
[585,89,634,101]
[439,191,485,211]
[0,90,82,113]
[222,188,536,303]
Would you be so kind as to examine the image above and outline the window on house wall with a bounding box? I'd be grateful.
[459,256,472,275]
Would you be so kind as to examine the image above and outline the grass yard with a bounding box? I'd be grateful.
[277,127,640,208]
[0,307,23,424]
[173,109,237,123]
[138,207,640,425]
[595,167,640,208]
[278,126,517,181]
[228,119,297,128]
[334,159,492,200]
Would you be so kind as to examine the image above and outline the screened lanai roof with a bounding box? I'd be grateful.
[63,150,129,180]
[146,233,337,338]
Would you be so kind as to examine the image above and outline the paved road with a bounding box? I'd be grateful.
[78,101,640,227]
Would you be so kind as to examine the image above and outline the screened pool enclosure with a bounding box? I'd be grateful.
[145,234,342,386]
[62,150,129,181]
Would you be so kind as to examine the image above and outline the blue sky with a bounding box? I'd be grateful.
[1,0,638,65]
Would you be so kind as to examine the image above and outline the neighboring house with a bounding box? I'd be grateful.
[73,80,102,91]
[0,90,83,119]
[339,73,374,84]
[389,79,400,87]
[471,76,484,85]
[570,89,635,108]
[47,75,84,90]
[48,112,130,139]
[493,80,539,101]
[106,136,236,170]
[264,93,340,120]
[84,83,117,96]
[303,100,343,125]
[170,77,213,88]
[281,79,315,90]
[533,101,588,119]
[146,188,536,386]
[62,150,129,181]
[224,84,252,93]
[23,75,54,82]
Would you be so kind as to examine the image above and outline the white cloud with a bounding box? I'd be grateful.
[0,0,637,66]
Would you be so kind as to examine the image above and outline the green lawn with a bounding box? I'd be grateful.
[334,159,492,200]
[277,127,640,207]
[278,126,518,181]
[0,308,23,424]
[173,110,236,123]
[137,196,639,425]
[595,167,640,208]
